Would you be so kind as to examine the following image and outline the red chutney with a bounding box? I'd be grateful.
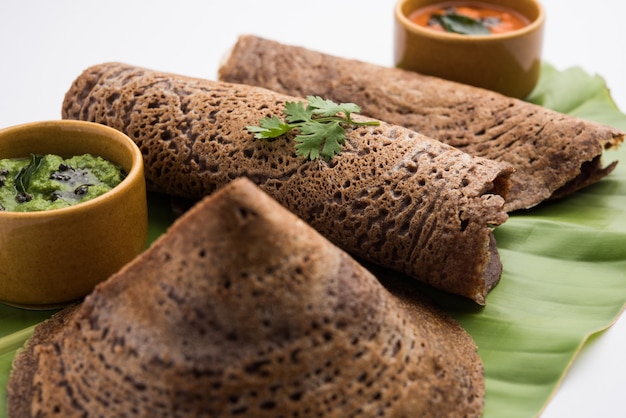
[409,2,530,35]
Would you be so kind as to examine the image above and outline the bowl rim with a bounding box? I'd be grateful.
[395,0,545,42]
[0,119,144,218]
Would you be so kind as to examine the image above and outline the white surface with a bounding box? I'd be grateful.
[0,1,624,416]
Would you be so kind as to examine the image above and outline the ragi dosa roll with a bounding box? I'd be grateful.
[8,178,485,418]
[218,35,625,211]
[62,62,512,304]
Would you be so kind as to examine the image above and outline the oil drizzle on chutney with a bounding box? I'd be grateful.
[409,1,530,35]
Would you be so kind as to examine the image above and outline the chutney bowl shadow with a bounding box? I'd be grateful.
[0,120,148,309]
[394,0,545,99]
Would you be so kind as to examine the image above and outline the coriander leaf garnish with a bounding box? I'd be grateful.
[246,95,380,161]
[306,96,361,118]
[284,100,313,123]
[295,120,345,162]
[246,115,292,138]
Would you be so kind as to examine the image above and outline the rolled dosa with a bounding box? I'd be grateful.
[62,62,512,304]
[217,35,624,211]
[8,178,485,418]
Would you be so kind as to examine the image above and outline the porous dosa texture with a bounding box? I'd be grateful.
[62,62,512,304]
[218,35,625,211]
[7,178,485,418]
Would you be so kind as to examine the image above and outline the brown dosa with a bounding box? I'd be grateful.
[62,62,512,304]
[7,178,485,418]
[217,35,624,211]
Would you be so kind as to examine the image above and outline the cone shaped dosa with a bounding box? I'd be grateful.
[8,178,484,417]
[218,35,624,211]
[61,62,512,304]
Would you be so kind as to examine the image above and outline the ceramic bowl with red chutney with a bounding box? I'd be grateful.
[394,0,545,98]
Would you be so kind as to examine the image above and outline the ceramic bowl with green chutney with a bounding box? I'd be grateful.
[0,120,148,309]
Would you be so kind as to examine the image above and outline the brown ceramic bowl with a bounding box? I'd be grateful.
[0,120,148,309]
[394,0,545,98]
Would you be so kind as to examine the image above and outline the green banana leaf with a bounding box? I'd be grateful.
[1,63,625,417]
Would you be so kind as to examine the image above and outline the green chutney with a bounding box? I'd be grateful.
[0,153,125,212]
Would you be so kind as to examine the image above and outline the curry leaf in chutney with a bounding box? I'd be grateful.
[431,13,491,35]
[14,154,43,196]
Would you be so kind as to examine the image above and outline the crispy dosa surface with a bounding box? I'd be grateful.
[61,62,512,304]
[218,35,624,211]
[8,178,484,418]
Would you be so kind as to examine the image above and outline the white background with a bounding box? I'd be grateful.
[1,1,624,416]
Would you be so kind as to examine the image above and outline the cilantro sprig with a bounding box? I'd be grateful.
[246,96,380,161]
